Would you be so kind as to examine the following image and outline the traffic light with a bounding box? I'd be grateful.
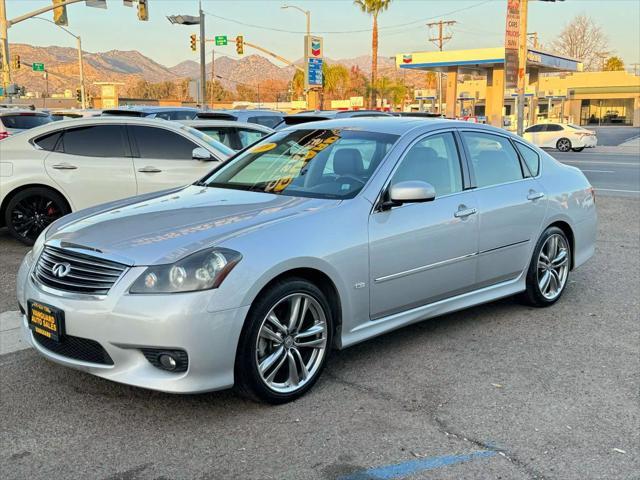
[76,88,82,102]
[12,55,20,70]
[235,35,244,55]
[138,0,149,21]
[190,34,197,52]
[52,0,68,26]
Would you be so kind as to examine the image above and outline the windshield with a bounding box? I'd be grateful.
[178,124,235,156]
[203,128,399,200]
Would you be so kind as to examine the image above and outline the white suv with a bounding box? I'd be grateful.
[0,117,233,244]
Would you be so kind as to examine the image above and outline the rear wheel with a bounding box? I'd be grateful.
[4,187,69,245]
[235,278,333,404]
[556,138,572,152]
[521,226,571,307]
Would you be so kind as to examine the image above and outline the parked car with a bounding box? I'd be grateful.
[523,123,597,152]
[178,119,272,150]
[0,110,53,140]
[275,110,392,129]
[16,118,596,403]
[196,109,284,128]
[0,117,233,244]
[102,106,198,120]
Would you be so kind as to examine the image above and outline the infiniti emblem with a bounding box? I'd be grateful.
[52,262,71,278]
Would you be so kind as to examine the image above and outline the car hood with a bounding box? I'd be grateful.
[48,186,339,265]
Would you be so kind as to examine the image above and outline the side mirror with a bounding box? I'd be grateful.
[192,147,214,161]
[382,181,436,210]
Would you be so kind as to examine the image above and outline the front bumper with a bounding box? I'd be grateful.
[17,253,249,393]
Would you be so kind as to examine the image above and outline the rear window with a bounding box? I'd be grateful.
[34,131,63,151]
[247,115,283,128]
[1,114,52,129]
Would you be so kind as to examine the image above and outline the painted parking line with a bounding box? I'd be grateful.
[338,450,497,480]
[580,169,615,173]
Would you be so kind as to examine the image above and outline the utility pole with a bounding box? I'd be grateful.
[209,48,215,107]
[77,35,86,108]
[0,0,11,98]
[427,20,456,115]
[528,32,538,48]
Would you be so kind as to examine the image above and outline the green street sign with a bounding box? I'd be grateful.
[32,63,45,72]
[214,36,227,46]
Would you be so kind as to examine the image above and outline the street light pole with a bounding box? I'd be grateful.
[199,1,206,109]
[0,0,11,97]
[28,17,87,109]
[282,4,312,107]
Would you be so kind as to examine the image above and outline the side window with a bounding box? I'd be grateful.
[391,132,463,197]
[168,111,196,120]
[546,124,563,132]
[525,125,542,133]
[238,128,267,148]
[34,131,62,151]
[130,126,199,160]
[198,127,233,148]
[515,142,540,176]
[462,131,524,188]
[60,125,127,157]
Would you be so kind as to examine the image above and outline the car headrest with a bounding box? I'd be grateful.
[333,148,364,176]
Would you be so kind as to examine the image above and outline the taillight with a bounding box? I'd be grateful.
[0,131,10,140]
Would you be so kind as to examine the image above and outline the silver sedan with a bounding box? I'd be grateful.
[16,118,597,403]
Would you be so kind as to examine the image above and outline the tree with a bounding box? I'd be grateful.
[551,15,609,71]
[353,0,392,108]
[291,69,305,100]
[604,56,625,71]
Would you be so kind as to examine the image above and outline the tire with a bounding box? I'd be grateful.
[521,226,571,307]
[556,138,572,152]
[235,278,333,404]
[571,147,584,152]
[4,187,70,246]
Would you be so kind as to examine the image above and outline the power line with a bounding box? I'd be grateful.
[202,1,492,36]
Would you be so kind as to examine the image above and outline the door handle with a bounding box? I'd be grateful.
[137,166,162,173]
[454,207,477,218]
[527,191,545,201]
[51,163,77,170]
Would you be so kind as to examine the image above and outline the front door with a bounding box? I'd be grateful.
[44,124,137,210]
[460,130,547,287]
[128,125,217,194]
[369,131,479,319]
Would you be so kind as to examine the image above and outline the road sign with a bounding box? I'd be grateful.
[307,58,323,87]
[32,63,45,72]
[215,36,227,46]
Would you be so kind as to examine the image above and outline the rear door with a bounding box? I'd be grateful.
[128,125,216,193]
[523,124,544,146]
[461,130,547,287]
[44,124,137,210]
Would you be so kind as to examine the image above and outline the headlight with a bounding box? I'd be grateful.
[129,248,242,294]
[32,224,52,259]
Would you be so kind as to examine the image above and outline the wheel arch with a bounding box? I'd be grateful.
[0,183,72,228]
[545,220,576,269]
[243,266,344,348]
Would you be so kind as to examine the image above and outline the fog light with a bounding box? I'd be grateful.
[141,348,189,373]
[158,353,177,371]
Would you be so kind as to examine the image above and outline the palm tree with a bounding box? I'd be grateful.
[354,0,392,108]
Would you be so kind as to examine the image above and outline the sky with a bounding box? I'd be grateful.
[6,0,640,68]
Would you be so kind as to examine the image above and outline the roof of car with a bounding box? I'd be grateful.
[285,117,513,137]
[178,119,273,132]
[0,109,50,116]
[102,106,198,114]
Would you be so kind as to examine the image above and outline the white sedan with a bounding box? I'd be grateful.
[0,117,233,244]
[523,123,598,152]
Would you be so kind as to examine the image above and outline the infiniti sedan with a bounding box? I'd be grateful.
[17,118,597,403]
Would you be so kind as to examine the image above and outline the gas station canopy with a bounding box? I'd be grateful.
[396,47,582,74]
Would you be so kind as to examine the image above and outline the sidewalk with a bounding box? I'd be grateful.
[0,310,28,355]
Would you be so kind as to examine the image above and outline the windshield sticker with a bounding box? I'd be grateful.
[250,142,277,153]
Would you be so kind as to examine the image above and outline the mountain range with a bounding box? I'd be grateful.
[9,43,420,98]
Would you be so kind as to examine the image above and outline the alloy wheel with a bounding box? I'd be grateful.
[537,234,569,300]
[255,293,328,394]
[557,138,571,152]
[11,195,61,242]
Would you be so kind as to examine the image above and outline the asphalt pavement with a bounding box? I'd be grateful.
[1,194,638,479]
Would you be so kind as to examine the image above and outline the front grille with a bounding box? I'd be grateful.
[33,245,127,295]
[33,332,114,365]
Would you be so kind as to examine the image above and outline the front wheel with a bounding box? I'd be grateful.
[235,278,333,404]
[5,187,69,245]
[521,227,571,307]
[572,147,585,152]
[556,138,572,152]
